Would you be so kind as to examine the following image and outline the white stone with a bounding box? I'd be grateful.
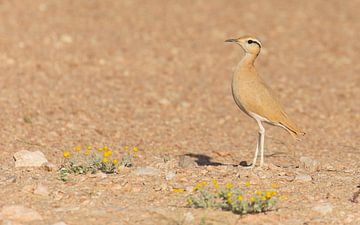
[1,205,43,222]
[300,156,321,172]
[294,174,312,182]
[165,171,176,180]
[184,212,194,222]
[135,167,160,176]
[312,203,333,215]
[13,150,48,167]
[52,222,68,225]
[34,184,49,196]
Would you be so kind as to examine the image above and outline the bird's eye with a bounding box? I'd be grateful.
[247,40,253,44]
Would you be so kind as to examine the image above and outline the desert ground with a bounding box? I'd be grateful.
[0,0,359,224]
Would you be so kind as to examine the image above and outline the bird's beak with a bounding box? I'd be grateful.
[225,38,238,43]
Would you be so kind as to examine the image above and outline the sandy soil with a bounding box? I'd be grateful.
[0,0,359,224]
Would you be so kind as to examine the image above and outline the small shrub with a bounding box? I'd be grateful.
[58,144,138,181]
[187,180,284,215]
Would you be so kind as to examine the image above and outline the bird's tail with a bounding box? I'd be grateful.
[280,120,305,141]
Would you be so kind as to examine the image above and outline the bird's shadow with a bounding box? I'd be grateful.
[184,153,250,167]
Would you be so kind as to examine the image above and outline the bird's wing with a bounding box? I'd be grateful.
[243,77,304,138]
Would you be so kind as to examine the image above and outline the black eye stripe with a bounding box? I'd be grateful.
[247,39,261,48]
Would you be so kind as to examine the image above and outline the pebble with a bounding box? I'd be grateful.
[34,184,49,196]
[294,174,312,182]
[0,205,43,222]
[178,155,197,168]
[165,171,176,180]
[184,212,194,222]
[135,167,160,176]
[300,156,321,172]
[52,222,68,225]
[42,162,56,172]
[312,203,333,215]
[13,150,48,167]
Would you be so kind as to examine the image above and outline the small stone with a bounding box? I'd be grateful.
[323,164,336,171]
[13,150,48,167]
[184,212,194,223]
[89,172,107,179]
[178,155,197,168]
[60,34,73,44]
[1,205,43,222]
[5,175,16,183]
[52,222,67,225]
[42,162,56,172]
[294,174,312,182]
[185,186,193,193]
[312,203,333,215]
[165,171,176,180]
[134,167,160,176]
[180,101,190,108]
[300,156,321,172]
[34,184,49,196]
[159,98,171,105]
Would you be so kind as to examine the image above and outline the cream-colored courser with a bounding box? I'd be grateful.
[225,36,304,168]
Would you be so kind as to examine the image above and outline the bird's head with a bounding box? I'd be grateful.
[225,36,262,55]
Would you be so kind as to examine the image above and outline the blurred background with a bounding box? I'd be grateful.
[0,0,359,166]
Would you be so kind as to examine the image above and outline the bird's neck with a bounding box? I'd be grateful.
[238,52,258,69]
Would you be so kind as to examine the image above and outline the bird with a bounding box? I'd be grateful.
[225,36,304,168]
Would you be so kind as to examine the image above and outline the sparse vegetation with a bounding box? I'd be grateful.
[187,180,284,215]
[58,145,138,181]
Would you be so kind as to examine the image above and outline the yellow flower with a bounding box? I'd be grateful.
[98,147,103,151]
[281,194,287,200]
[272,191,278,196]
[187,198,193,204]
[87,145,92,150]
[238,195,243,201]
[113,159,118,165]
[271,183,278,189]
[226,192,232,198]
[75,146,81,151]
[102,158,109,163]
[245,181,251,187]
[196,181,206,188]
[63,151,71,158]
[227,198,232,204]
[250,197,255,202]
[193,187,198,191]
[226,183,233,189]
[84,151,90,155]
[173,188,185,193]
[103,145,108,150]
[261,196,267,201]
[124,146,129,150]
[103,150,113,157]
[133,152,137,157]
[256,190,262,196]
[214,183,220,189]
[212,180,218,184]
[266,191,272,198]
[133,147,138,151]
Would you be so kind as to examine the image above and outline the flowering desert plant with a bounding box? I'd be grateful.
[58,144,138,181]
[187,180,285,215]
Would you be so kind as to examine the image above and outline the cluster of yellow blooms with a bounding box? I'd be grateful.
[63,145,140,165]
[191,180,286,202]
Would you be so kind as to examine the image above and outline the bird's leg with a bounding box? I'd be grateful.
[258,122,265,167]
[250,132,260,168]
